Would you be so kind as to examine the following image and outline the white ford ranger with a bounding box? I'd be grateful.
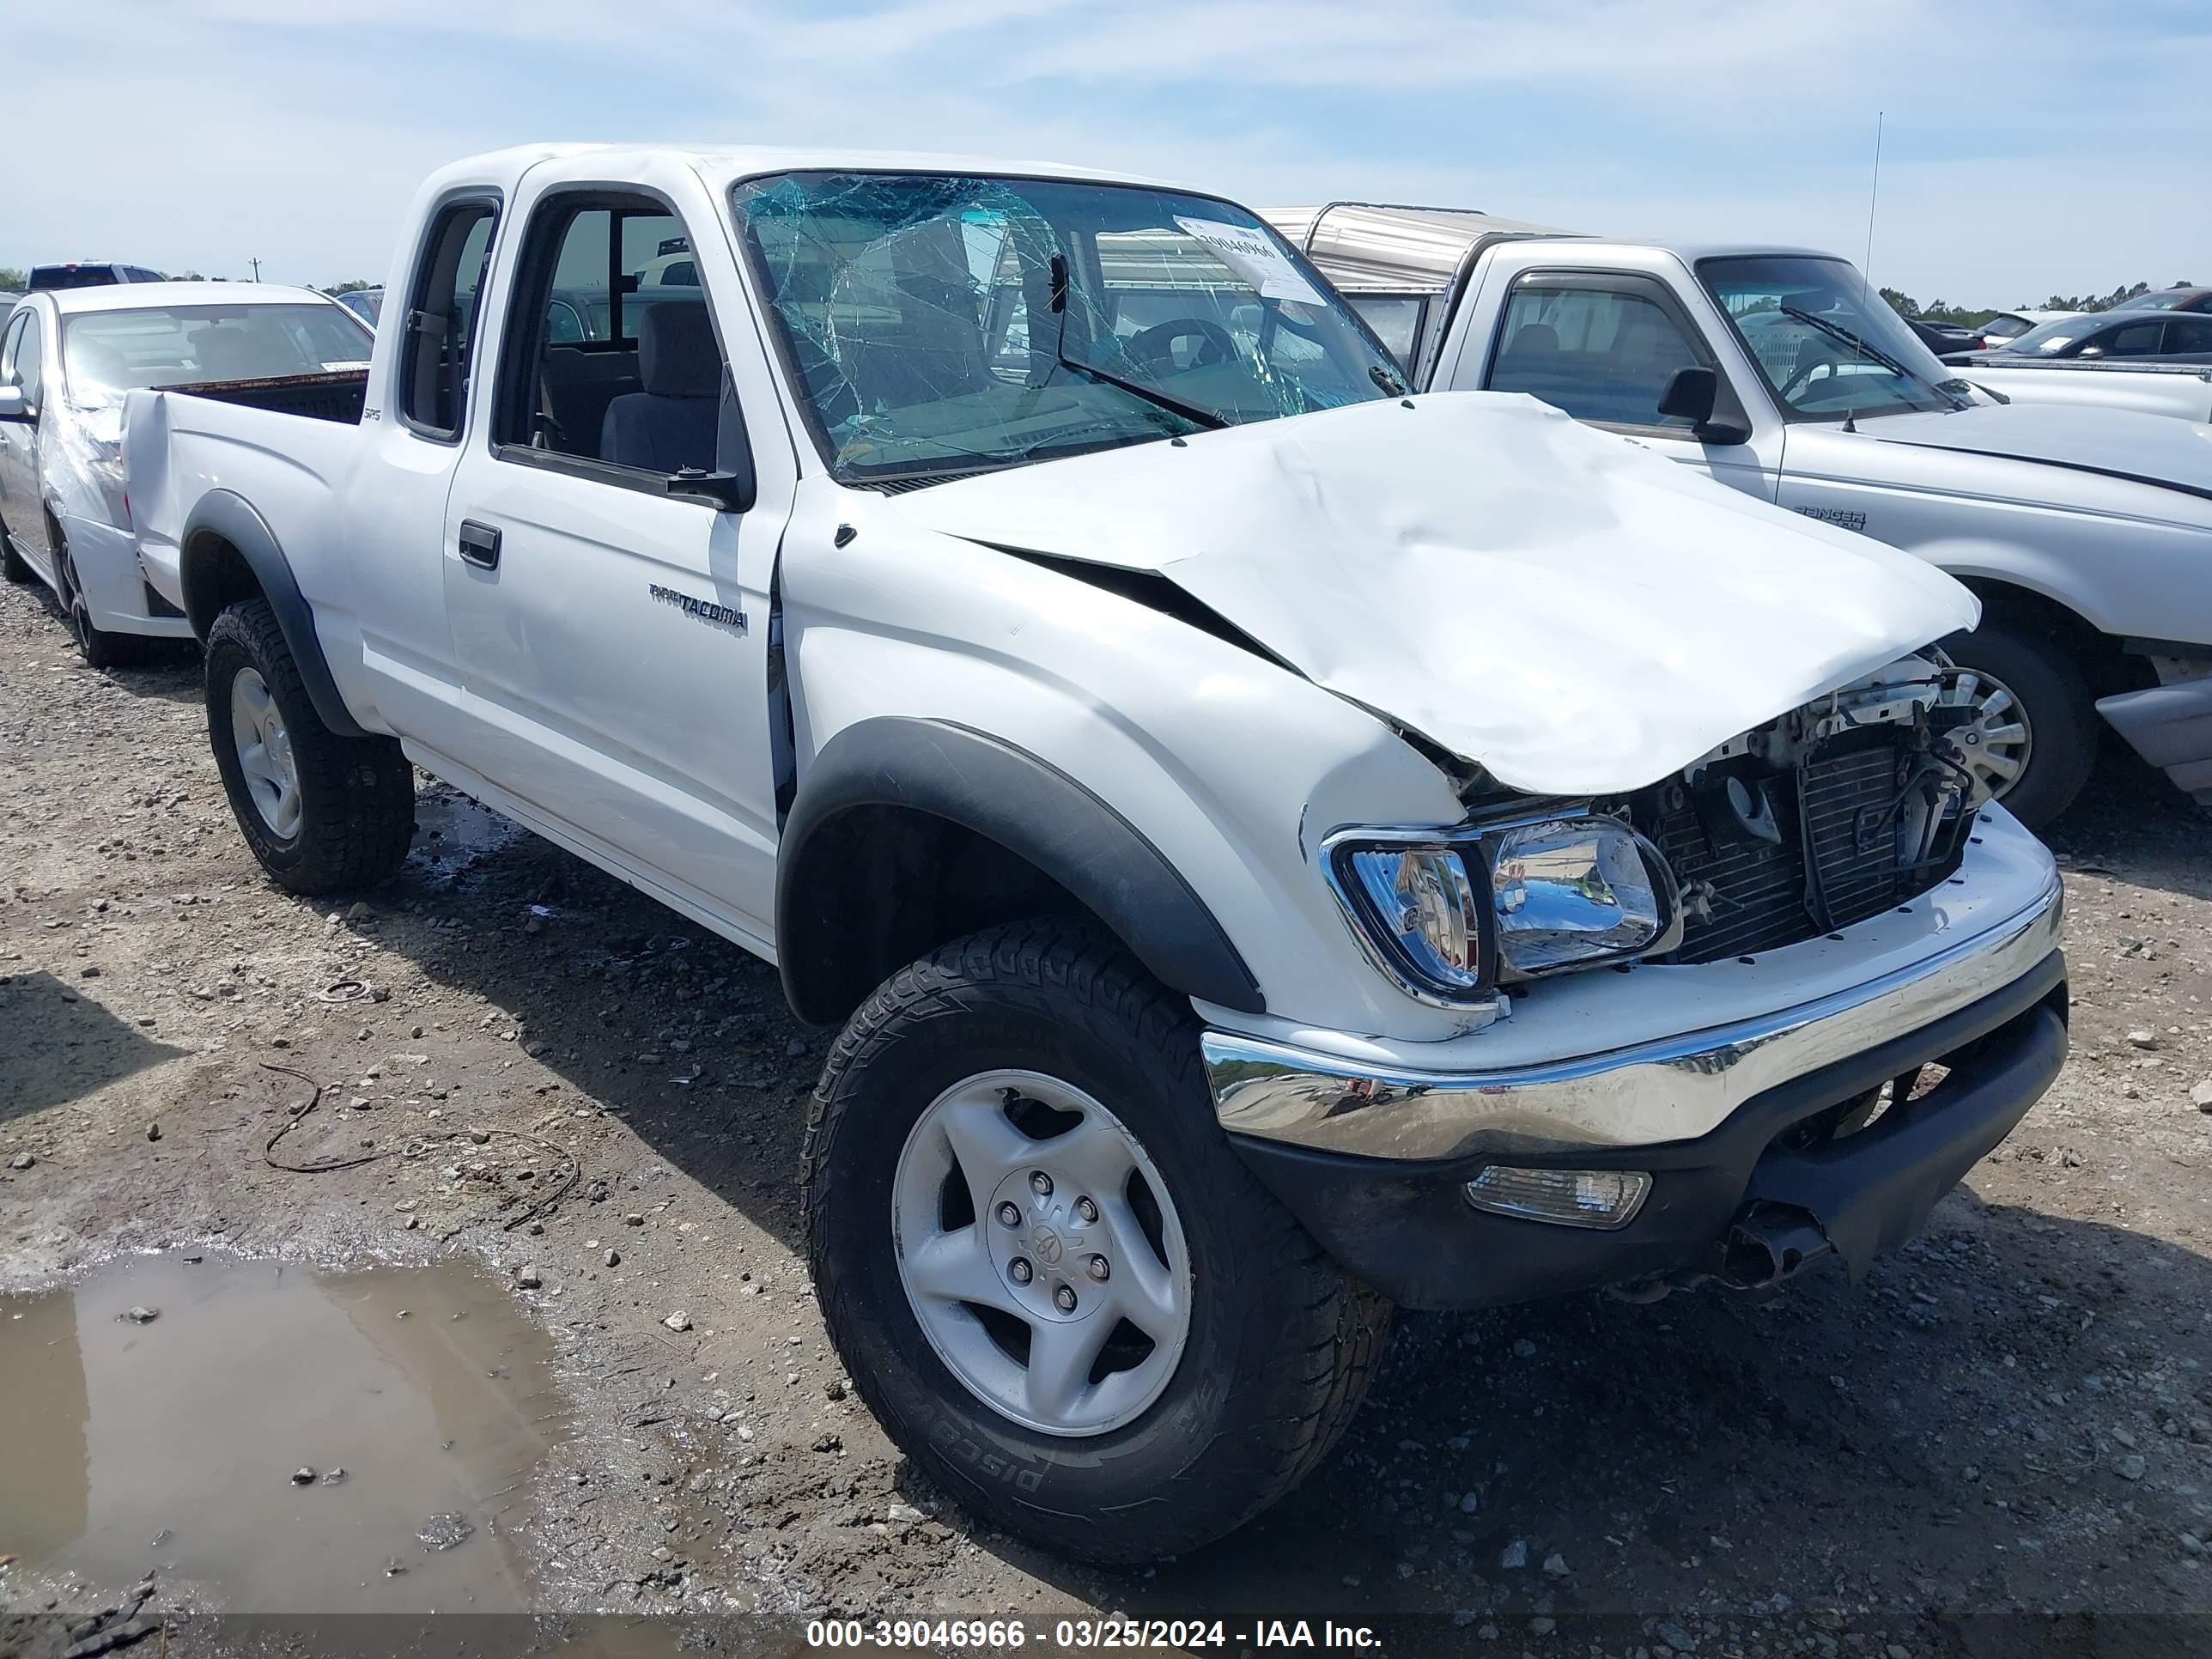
[123,146,2067,1562]
[1269,204,2212,827]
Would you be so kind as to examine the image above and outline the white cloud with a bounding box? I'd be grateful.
[8,1,2205,301]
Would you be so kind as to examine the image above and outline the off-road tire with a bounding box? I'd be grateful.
[205,599,415,893]
[803,917,1389,1563]
[1942,619,2098,830]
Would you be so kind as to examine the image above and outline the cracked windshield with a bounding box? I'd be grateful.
[730,173,1404,483]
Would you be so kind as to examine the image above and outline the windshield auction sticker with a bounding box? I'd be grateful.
[1172,216,1327,307]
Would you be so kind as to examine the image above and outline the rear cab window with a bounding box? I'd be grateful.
[398,198,500,441]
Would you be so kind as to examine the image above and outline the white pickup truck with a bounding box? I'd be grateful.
[1270,204,2212,825]
[124,145,2067,1562]
[1947,357,2212,426]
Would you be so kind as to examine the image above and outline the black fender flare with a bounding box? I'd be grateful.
[179,489,366,738]
[776,717,1263,1022]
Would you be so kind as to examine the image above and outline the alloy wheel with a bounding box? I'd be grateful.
[892,1069,1192,1437]
[1937,669,2033,803]
[230,666,303,838]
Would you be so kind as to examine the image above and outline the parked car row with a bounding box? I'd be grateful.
[1947,308,2212,365]
[4,146,2200,1565]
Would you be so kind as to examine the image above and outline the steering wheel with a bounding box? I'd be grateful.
[1778,343,1841,403]
[1122,319,1237,372]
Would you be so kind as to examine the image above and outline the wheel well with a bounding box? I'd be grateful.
[1956,577,2149,701]
[179,532,268,641]
[779,804,1094,1025]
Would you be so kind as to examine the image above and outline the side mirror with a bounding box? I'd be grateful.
[0,386,31,423]
[2075,345,2105,360]
[1656,366,1717,424]
[1657,365,1752,447]
[663,467,755,513]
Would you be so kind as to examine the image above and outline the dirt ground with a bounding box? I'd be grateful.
[3,571,2210,1658]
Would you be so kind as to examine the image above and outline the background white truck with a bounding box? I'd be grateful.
[1270,203,2212,825]
[1945,356,2212,425]
[123,145,2067,1560]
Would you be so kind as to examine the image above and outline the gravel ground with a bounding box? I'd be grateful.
[3,572,2211,1657]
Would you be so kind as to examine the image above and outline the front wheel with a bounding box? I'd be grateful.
[0,520,31,584]
[205,599,416,893]
[805,920,1389,1563]
[1937,620,2097,830]
[56,534,149,670]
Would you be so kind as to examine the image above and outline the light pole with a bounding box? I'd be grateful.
[250,258,262,283]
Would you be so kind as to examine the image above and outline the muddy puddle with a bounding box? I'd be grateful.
[409,786,524,884]
[0,1253,567,1613]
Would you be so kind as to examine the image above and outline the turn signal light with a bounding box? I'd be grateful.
[1464,1166,1651,1231]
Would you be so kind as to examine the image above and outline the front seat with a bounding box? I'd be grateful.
[600,302,720,473]
[189,325,272,381]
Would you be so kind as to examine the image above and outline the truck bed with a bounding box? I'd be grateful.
[149,369,368,425]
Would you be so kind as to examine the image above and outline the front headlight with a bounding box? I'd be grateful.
[1327,814,1679,1002]
[1334,842,1489,1002]
[1481,817,1679,976]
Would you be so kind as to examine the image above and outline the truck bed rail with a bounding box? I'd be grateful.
[149,369,368,424]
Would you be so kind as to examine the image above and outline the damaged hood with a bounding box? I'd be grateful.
[884,393,1976,794]
[1857,402,2212,498]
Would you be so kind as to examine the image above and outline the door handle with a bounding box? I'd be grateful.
[457,520,501,569]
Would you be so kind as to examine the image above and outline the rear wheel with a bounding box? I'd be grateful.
[1938,620,2097,830]
[205,599,415,893]
[805,919,1389,1563]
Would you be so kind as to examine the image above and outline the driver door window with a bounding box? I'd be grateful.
[2164,316,2212,356]
[1487,281,1705,430]
[492,198,740,486]
[9,310,45,410]
[2101,321,2162,358]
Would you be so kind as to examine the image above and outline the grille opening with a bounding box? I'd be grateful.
[1644,725,1967,967]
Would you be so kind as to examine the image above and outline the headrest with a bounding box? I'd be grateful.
[1508,322,1559,356]
[638,301,720,398]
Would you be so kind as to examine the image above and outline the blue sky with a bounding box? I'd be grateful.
[13,1,2208,305]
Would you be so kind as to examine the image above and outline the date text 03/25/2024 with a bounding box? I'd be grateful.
[804,1619,1383,1649]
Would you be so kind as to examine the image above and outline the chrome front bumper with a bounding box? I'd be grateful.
[1203,873,2064,1163]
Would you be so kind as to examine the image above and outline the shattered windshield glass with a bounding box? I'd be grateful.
[730,172,1403,483]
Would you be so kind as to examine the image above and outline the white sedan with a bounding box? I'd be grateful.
[1975,308,2081,349]
[0,283,370,666]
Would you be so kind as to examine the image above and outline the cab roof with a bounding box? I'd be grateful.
[1262,202,1847,293]
[433,142,1184,195]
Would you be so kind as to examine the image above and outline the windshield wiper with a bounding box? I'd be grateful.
[1048,253,1228,430]
[1780,306,1968,409]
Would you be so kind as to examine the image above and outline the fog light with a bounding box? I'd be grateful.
[1465,1166,1651,1231]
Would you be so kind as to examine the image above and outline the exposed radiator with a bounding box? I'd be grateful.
[1655,728,1960,965]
